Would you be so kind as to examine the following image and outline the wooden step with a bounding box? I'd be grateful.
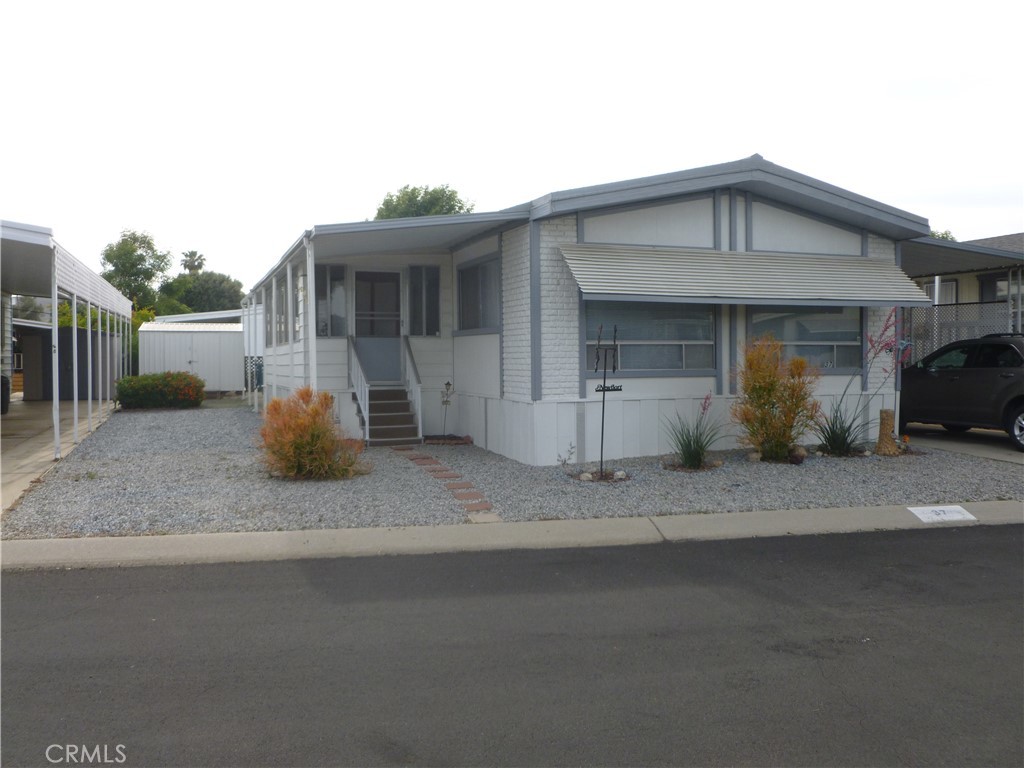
[368,388,409,401]
[369,412,416,427]
[368,399,411,415]
[354,386,421,447]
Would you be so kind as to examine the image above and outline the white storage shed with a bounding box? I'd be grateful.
[138,322,243,392]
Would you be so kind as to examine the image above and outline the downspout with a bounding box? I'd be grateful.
[304,235,318,392]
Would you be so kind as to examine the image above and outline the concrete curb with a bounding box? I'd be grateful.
[2,500,1021,571]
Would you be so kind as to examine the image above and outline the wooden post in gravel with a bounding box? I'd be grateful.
[875,409,901,456]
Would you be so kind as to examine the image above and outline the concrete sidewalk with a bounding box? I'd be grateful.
[2,499,1020,571]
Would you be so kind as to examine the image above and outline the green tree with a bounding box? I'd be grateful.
[100,230,172,310]
[153,293,192,316]
[181,250,206,274]
[931,230,957,241]
[159,271,243,313]
[374,184,474,219]
[56,301,101,329]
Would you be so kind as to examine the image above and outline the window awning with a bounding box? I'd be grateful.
[560,243,932,307]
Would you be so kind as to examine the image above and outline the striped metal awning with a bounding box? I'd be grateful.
[560,243,932,307]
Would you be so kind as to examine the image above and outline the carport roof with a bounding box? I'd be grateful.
[900,236,1024,278]
[1,220,132,315]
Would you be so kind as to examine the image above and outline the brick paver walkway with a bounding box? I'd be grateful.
[392,447,496,519]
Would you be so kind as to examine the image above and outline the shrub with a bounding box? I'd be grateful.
[116,371,205,409]
[664,392,724,469]
[259,387,366,479]
[731,335,821,462]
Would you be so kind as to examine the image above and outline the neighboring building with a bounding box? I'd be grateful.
[900,234,1023,359]
[247,155,935,465]
[138,322,244,392]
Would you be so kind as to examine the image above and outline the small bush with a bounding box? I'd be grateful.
[731,335,821,462]
[664,392,724,469]
[259,387,366,479]
[117,371,205,409]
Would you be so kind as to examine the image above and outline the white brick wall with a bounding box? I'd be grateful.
[864,305,899,400]
[867,233,896,261]
[539,216,581,399]
[501,224,531,398]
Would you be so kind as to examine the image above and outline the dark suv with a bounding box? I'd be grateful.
[900,333,1024,450]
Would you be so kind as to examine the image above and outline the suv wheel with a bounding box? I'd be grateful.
[1009,404,1024,452]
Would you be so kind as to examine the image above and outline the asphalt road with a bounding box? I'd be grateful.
[3,526,1022,768]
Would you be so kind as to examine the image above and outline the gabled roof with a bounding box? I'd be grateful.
[252,156,932,293]
[523,155,930,241]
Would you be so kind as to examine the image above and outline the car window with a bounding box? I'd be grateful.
[973,343,1024,369]
[925,345,971,370]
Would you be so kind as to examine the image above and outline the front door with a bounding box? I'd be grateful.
[353,271,402,382]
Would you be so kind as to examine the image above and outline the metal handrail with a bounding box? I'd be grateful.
[347,337,370,442]
[402,336,423,440]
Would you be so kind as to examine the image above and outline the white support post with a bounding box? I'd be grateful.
[86,300,93,432]
[243,298,251,404]
[287,262,295,394]
[98,308,105,418]
[72,293,79,444]
[305,236,318,392]
[270,276,278,403]
[106,310,112,412]
[263,286,270,414]
[51,250,61,460]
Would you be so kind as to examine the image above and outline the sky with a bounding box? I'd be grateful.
[2,0,1021,295]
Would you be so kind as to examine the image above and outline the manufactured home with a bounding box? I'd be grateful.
[246,155,938,465]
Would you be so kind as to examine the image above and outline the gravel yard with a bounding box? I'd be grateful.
[3,404,1021,540]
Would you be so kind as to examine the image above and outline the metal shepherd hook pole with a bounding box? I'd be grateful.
[595,324,619,478]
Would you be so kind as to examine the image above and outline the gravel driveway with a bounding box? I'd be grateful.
[2,404,1021,540]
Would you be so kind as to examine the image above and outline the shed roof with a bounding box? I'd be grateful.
[138,322,241,333]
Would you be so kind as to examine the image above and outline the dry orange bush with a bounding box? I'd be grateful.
[259,387,366,479]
